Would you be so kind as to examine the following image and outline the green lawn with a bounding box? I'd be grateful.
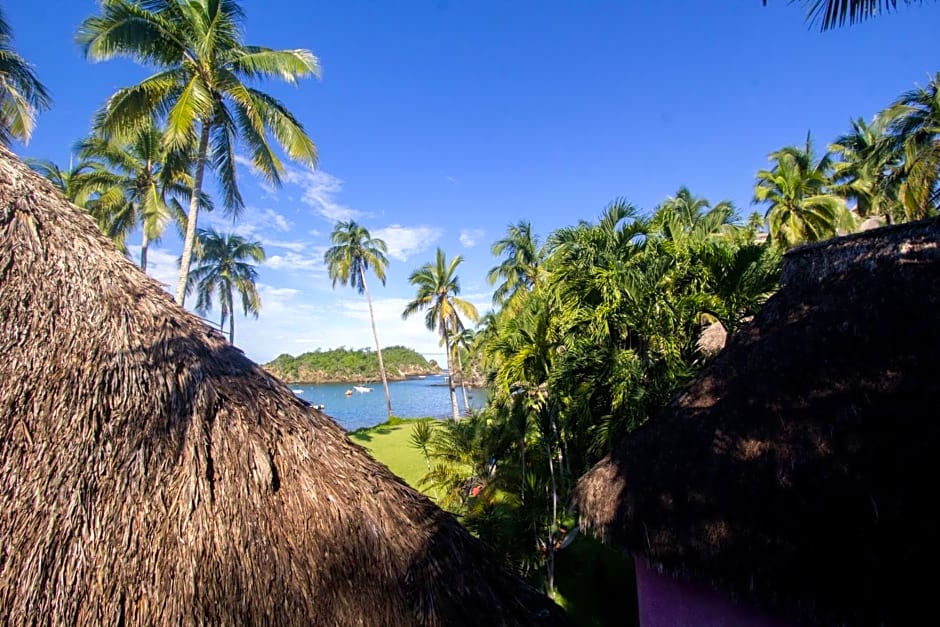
[348,419,429,489]
[347,418,638,627]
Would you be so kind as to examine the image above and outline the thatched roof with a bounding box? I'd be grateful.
[0,146,567,626]
[574,219,940,626]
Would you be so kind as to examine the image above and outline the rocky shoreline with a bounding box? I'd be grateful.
[265,366,442,385]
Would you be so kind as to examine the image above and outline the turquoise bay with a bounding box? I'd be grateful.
[291,375,488,431]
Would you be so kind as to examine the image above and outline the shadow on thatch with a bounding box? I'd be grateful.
[574,219,940,625]
[0,146,568,625]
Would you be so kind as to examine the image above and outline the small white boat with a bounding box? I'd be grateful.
[353,385,372,393]
[292,389,304,395]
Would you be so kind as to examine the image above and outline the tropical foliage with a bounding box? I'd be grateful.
[883,73,940,219]
[0,7,50,145]
[324,221,394,419]
[27,157,104,207]
[754,135,853,248]
[75,122,208,268]
[487,220,543,307]
[266,346,437,383]
[6,2,940,614]
[411,190,782,597]
[186,228,265,346]
[789,0,935,30]
[77,0,319,305]
[403,248,480,421]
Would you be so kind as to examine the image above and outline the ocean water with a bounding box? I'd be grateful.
[290,374,488,431]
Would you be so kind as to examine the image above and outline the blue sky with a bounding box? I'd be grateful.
[7,1,938,363]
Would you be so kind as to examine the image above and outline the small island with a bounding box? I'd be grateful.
[264,346,440,384]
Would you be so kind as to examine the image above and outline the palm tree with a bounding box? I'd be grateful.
[651,187,739,257]
[450,327,476,412]
[795,0,933,29]
[487,221,542,307]
[403,248,480,421]
[27,157,141,249]
[754,135,852,248]
[829,117,902,222]
[0,8,51,145]
[324,220,394,419]
[78,0,319,306]
[76,122,207,270]
[186,228,265,346]
[883,73,940,219]
[27,158,101,206]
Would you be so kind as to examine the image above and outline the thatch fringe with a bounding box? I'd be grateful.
[0,145,568,626]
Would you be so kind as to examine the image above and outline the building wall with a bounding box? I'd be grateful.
[635,559,794,627]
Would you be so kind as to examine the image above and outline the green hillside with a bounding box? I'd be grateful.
[265,346,439,383]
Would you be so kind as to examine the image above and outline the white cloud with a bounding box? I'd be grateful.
[259,285,301,302]
[261,239,309,253]
[204,206,293,239]
[265,208,292,231]
[234,154,364,223]
[373,224,443,262]
[337,296,447,357]
[282,166,364,222]
[459,228,486,248]
[264,250,327,273]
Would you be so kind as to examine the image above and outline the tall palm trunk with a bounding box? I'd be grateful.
[140,228,149,271]
[228,283,235,345]
[360,268,393,419]
[443,334,460,421]
[545,433,558,600]
[175,122,210,306]
[455,348,470,412]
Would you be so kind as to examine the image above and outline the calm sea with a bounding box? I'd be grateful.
[290,374,488,431]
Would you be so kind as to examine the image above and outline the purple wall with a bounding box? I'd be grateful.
[635,559,795,627]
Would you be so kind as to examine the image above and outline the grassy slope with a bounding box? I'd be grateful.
[348,420,428,489]
[348,419,638,627]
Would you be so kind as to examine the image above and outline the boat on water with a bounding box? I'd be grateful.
[353,385,372,393]
[292,389,304,394]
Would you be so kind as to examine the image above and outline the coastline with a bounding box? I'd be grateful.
[265,368,442,385]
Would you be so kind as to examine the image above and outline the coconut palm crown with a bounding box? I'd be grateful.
[0,7,51,145]
[186,227,265,346]
[324,220,394,419]
[770,0,935,30]
[883,72,940,219]
[754,135,852,248]
[403,248,479,421]
[75,122,209,270]
[77,0,319,306]
[487,220,542,307]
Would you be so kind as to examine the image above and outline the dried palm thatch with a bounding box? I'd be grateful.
[574,219,940,626]
[0,145,568,626]
[695,320,727,357]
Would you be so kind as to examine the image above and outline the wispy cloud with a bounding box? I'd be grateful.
[204,206,293,238]
[264,249,327,273]
[235,154,363,223]
[373,224,443,262]
[339,296,449,356]
[282,166,364,222]
[459,228,486,248]
[261,239,309,253]
[236,284,327,360]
